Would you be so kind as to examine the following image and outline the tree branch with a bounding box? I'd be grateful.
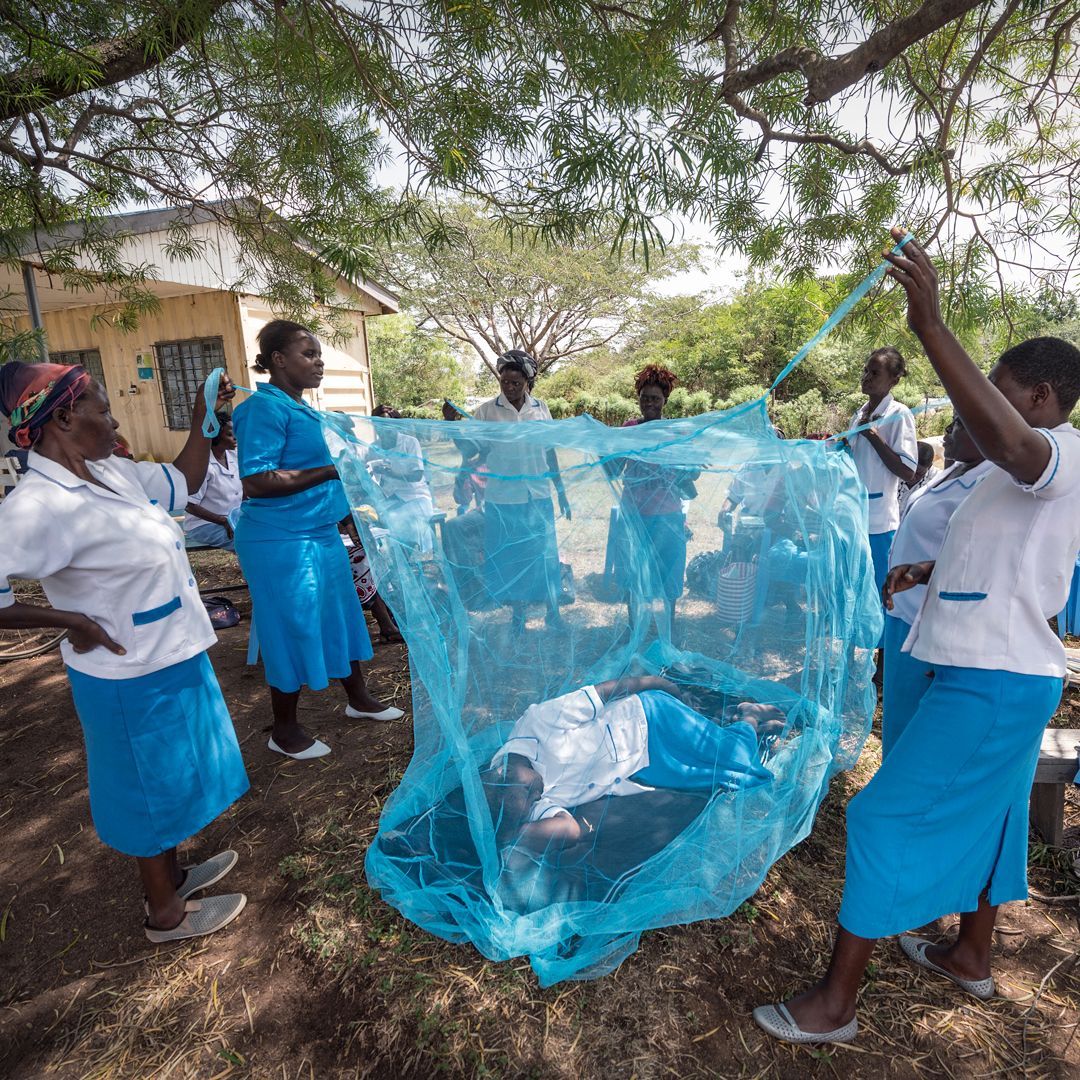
[0,0,230,122]
[722,0,986,106]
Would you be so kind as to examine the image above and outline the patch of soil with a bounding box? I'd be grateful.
[0,557,412,1076]
[2,556,1080,1077]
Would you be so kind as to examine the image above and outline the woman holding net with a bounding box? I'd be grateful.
[472,350,571,635]
[610,364,699,637]
[233,320,403,761]
[0,361,249,943]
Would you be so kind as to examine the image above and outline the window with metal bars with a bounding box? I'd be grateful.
[154,337,225,429]
[49,348,106,388]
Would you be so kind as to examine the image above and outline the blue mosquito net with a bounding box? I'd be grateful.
[321,389,882,986]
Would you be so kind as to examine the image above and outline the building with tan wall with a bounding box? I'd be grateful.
[2,207,398,460]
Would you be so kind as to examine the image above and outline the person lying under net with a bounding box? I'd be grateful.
[482,675,785,850]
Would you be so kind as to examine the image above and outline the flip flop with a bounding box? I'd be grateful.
[179,850,238,900]
[752,1002,858,1045]
[345,704,404,722]
[379,631,405,645]
[268,736,331,759]
[144,893,247,944]
[898,935,996,1000]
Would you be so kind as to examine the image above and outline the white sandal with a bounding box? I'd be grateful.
[345,704,404,722]
[899,935,996,1000]
[268,736,331,759]
[752,1002,858,1045]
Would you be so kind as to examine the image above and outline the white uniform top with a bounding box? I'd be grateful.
[183,448,243,532]
[366,432,432,503]
[897,465,939,518]
[0,451,216,680]
[492,686,653,820]
[471,394,553,504]
[904,423,1080,677]
[848,394,918,534]
[887,460,994,624]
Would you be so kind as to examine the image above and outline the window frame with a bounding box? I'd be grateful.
[153,336,226,430]
[49,348,106,388]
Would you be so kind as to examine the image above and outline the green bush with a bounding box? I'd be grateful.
[770,388,831,439]
[715,384,768,411]
[400,404,441,420]
[546,397,574,419]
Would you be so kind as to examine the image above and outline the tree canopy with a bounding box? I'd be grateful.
[2,1,1078,341]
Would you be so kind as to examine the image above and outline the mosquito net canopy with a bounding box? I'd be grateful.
[321,391,880,986]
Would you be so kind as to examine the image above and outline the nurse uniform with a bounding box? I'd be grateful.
[0,452,248,857]
[232,383,372,693]
[847,394,918,604]
[840,423,1080,939]
[882,458,993,756]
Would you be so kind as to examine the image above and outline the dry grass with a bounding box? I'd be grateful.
[282,723,1080,1079]
[39,953,253,1078]
[4,573,1080,1078]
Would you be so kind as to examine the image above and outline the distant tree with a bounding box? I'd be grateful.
[368,314,465,410]
[382,202,698,376]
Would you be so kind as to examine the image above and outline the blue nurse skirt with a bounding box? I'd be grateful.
[868,530,894,649]
[632,691,773,794]
[881,614,934,758]
[235,521,373,693]
[615,512,687,601]
[840,664,1063,939]
[67,653,249,858]
[483,497,561,606]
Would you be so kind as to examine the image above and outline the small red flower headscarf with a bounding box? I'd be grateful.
[0,361,92,448]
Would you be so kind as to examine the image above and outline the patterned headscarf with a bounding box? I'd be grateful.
[0,361,92,448]
[495,350,539,388]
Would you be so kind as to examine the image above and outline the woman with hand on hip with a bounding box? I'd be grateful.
[845,349,918,630]
[0,362,249,943]
[232,320,402,761]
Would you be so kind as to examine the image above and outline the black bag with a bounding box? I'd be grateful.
[202,595,241,629]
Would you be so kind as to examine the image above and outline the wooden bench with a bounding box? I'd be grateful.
[1029,727,1080,846]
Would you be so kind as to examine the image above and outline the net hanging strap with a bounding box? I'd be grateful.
[201,367,254,438]
[766,232,914,394]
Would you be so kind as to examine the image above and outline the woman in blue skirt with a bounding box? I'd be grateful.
[472,351,571,634]
[0,362,249,943]
[233,321,403,761]
[881,417,991,756]
[754,231,1080,1045]
[612,364,699,637]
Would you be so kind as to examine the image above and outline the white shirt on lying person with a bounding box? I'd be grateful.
[904,423,1080,677]
[848,393,918,534]
[0,450,216,679]
[183,448,243,532]
[888,460,994,625]
[491,685,654,820]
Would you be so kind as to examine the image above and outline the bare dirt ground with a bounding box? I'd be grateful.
[2,555,1079,1078]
